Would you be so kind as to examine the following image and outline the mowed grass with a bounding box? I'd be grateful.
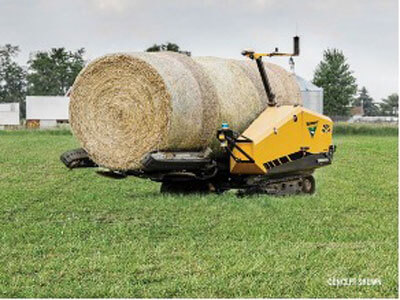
[0,131,397,298]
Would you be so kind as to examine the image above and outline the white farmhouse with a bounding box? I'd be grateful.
[0,103,20,129]
[26,96,69,128]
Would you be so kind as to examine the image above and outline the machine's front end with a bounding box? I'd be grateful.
[226,105,334,175]
[216,105,335,195]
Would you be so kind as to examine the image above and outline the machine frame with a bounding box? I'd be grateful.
[61,36,335,196]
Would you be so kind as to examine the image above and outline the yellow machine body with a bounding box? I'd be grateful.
[230,105,333,175]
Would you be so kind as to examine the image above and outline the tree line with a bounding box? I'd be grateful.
[0,43,397,119]
[313,49,398,117]
[0,45,85,117]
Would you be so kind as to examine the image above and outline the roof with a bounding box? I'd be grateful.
[295,75,323,92]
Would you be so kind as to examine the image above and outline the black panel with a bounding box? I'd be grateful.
[268,153,331,176]
[279,156,289,164]
[273,159,281,166]
[142,153,212,172]
[289,151,304,161]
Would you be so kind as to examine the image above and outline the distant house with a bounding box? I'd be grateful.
[26,96,69,128]
[350,106,364,116]
[295,76,323,115]
[0,103,20,129]
[348,115,398,123]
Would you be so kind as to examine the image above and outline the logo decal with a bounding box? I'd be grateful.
[322,124,331,133]
[306,121,318,137]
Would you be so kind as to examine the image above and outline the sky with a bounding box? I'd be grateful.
[0,0,398,101]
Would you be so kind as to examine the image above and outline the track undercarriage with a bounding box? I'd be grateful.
[158,174,315,196]
[60,148,328,196]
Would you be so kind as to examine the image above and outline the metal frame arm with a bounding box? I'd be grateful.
[217,129,255,164]
[255,57,276,106]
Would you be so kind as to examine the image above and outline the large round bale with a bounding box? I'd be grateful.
[70,52,217,170]
[70,52,301,170]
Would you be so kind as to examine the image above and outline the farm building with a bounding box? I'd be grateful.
[348,115,398,123]
[295,75,323,114]
[0,103,20,129]
[26,96,69,128]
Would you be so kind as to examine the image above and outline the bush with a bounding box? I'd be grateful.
[0,128,72,136]
[334,122,398,136]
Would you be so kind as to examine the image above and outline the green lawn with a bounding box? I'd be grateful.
[0,131,397,298]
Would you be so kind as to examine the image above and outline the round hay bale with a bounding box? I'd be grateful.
[70,52,210,170]
[70,52,302,170]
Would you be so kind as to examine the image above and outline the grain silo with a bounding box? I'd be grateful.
[295,75,323,114]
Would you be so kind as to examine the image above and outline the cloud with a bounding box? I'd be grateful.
[88,0,138,13]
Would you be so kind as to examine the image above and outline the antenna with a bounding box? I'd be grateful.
[293,36,300,56]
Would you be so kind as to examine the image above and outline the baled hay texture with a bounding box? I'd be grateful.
[193,57,265,134]
[265,63,302,105]
[70,53,302,170]
[232,60,301,106]
[157,52,220,146]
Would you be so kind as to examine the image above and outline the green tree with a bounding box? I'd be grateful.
[146,42,190,56]
[146,44,162,52]
[27,48,85,96]
[354,87,379,116]
[0,44,26,118]
[380,93,398,116]
[313,49,357,116]
[146,42,180,52]
[163,42,180,52]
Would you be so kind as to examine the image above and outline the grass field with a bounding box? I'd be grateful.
[0,130,398,297]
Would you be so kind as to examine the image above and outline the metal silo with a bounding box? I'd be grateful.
[295,75,324,114]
